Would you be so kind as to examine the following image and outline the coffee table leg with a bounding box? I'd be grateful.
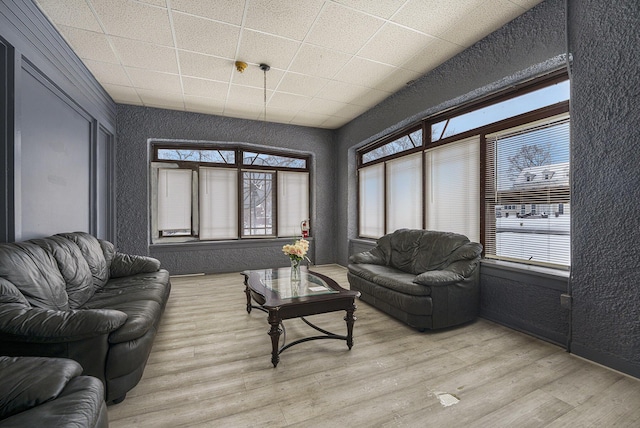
[244,283,252,314]
[268,311,282,367]
[344,301,357,350]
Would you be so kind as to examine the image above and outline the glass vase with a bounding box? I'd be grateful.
[290,258,301,282]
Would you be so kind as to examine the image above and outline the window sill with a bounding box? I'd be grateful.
[480,258,569,292]
[481,258,569,279]
[150,237,313,253]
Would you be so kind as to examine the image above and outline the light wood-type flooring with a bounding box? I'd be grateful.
[107,264,640,427]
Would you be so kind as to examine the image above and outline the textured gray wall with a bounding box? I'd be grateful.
[116,105,336,274]
[568,0,640,376]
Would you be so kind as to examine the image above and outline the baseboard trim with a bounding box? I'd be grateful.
[570,342,640,379]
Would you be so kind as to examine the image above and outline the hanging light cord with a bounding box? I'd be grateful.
[259,64,270,144]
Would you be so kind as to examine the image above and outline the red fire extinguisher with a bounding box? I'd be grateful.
[301,219,310,238]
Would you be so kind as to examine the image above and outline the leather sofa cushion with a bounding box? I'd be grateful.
[414,270,464,286]
[29,236,94,309]
[100,271,171,305]
[57,232,109,290]
[0,242,69,310]
[0,356,82,420]
[348,263,431,296]
[373,229,472,274]
[0,278,30,306]
[82,271,169,344]
[110,253,161,278]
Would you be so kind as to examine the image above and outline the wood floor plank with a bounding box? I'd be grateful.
[107,264,640,427]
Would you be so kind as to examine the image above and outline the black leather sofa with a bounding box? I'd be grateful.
[348,229,482,331]
[0,356,108,427]
[0,232,171,403]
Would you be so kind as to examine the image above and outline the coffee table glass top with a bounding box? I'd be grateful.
[249,268,339,299]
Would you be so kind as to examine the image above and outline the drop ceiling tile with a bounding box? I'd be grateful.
[321,115,350,128]
[259,106,298,124]
[244,0,324,41]
[403,39,465,74]
[139,0,166,7]
[236,30,301,71]
[358,22,436,67]
[58,26,119,63]
[178,51,232,81]
[110,37,178,73]
[268,92,312,111]
[223,102,262,121]
[138,89,185,110]
[227,84,271,106]
[334,85,391,107]
[375,67,423,93]
[290,110,332,127]
[332,0,406,19]
[391,0,483,38]
[332,103,370,118]
[289,44,352,79]
[183,95,225,115]
[170,0,245,25]
[230,66,284,90]
[319,80,373,103]
[83,60,131,86]
[333,56,396,88]
[172,12,240,59]
[126,68,182,93]
[91,0,174,46]
[182,77,229,99]
[439,0,525,47]
[303,98,350,116]
[102,83,142,105]
[277,72,329,97]
[35,0,102,32]
[305,3,384,54]
[509,0,544,9]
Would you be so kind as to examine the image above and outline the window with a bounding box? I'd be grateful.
[425,136,480,242]
[357,72,570,268]
[485,114,570,267]
[386,153,422,232]
[361,128,422,164]
[358,163,384,239]
[152,145,310,242]
[157,168,192,236]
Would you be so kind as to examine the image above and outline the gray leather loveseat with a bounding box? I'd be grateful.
[348,229,482,331]
[0,232,171,404]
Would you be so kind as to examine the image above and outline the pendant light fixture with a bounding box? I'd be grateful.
[259,64,270,146]
[259,63,270,123]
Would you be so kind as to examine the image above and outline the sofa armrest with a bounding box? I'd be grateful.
[110,252,161,278]
[0,356,83,420]
[413,270,464,286]
[0,304,127,343]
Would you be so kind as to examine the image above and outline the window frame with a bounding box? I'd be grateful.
[151,143,311,243]
[356,70,570,268]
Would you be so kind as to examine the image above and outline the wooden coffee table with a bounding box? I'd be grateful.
[242,268,360,367]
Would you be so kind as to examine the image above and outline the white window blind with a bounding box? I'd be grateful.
[277,171,309,237]
[485,114,570,267]
[199,167,238,240]
[386,152,423,233]
[425,136,480,242]
[157,168,192,231]
[359,163,385,238]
